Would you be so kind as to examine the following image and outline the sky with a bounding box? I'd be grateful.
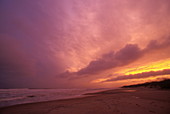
[0,0,170,88]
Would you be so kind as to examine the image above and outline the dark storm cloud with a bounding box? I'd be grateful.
[0,35,65,88]
[145,37,170,51]
[77,44,142,75]
[75,37,170,75]
[0,1,66,88]
[1,0,170,88]
[0,36,37,88]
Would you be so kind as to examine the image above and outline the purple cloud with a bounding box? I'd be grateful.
[76,37,170,75]
[77,44,142,75]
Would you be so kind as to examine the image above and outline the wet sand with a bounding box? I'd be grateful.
[0,88,170,114]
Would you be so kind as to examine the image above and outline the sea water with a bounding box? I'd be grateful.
[0,88,109,107]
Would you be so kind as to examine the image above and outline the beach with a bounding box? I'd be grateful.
[0,88,170,114]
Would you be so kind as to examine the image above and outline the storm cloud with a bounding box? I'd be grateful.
[77,44,142,75]
[75,37,170,75]
[1,0,170,88]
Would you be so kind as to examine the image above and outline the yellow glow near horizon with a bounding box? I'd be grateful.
[91,58,170,84]
[91,78,110,83]
[122,58,170,75]
[122,74,170,84]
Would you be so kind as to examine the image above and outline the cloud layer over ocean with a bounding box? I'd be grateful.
[0,0,170,88]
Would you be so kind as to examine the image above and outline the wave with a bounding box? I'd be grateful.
[0,88,111,107]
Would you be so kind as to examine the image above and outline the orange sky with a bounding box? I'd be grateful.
[0,0,170,88]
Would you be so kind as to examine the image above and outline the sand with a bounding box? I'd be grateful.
[0,88,170,114]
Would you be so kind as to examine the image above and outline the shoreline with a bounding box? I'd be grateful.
[0,88,115,108]
[0,88,113,108]
[0,88,170,114]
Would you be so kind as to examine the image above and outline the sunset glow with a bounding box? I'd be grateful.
[0,0,170,88]
[121,59,170,75]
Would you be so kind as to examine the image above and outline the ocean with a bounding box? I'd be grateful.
[0,88,110,107]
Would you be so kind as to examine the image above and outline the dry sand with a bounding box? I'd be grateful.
[0,88,170,114]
